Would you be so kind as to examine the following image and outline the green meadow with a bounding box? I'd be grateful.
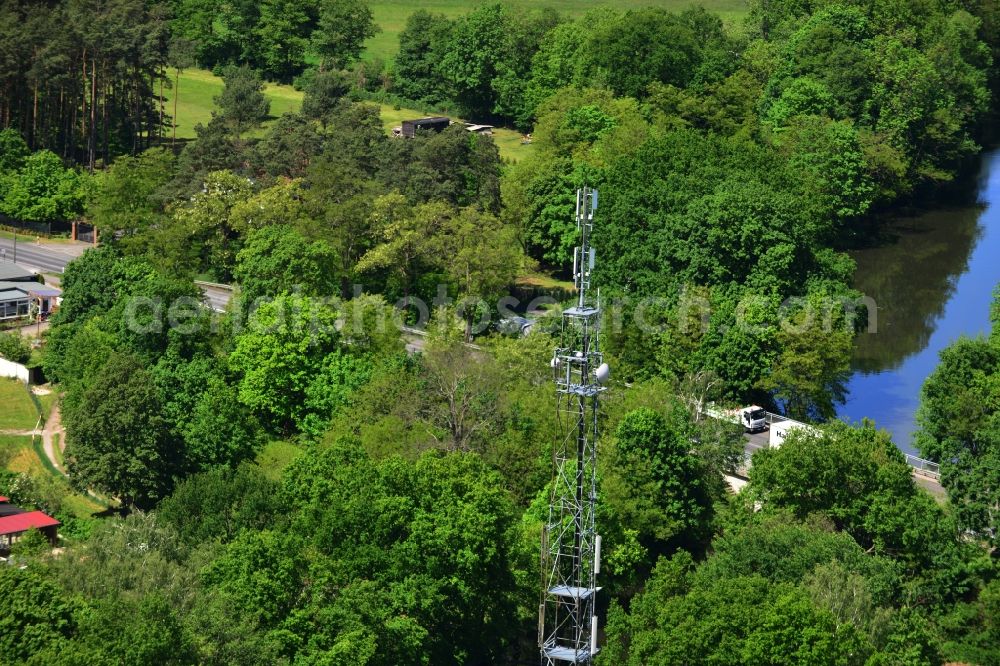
[164,68,535,161]
[0,379,38,431]
[163,68,305,141]
[0,380,106,521]
[364,0,749,62]
[160,2,748,161]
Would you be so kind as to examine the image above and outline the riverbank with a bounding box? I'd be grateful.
[838,148,1000,453]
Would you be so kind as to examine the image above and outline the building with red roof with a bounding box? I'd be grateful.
[0,510,60,552]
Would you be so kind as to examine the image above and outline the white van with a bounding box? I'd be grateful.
[740,406,768,432]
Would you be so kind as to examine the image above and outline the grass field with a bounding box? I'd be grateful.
[0,230,76,244]
[0,383,106,520]
[378,103,533,162]
[2,432,107,520]
[0,379,38,431]
[160,2,750,160]
[26,430,106,518]
[256,440,303,480]
[1,434,33,472]
[364,0,749,62]
[164,68,306,141]
[165,68,534,161]
[516,271,575,291]
[61,493,106,520]
[35,390,55,422]
[52,432,62,468]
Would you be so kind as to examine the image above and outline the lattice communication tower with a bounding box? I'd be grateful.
[539,187,609,665]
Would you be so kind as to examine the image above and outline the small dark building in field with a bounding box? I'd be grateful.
[399,117,451,138]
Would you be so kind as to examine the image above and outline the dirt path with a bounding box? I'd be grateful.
[18,390,108,507]
[13,320,50,338]
[40,398,66,476]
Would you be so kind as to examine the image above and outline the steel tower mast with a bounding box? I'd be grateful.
[540,186,609,665]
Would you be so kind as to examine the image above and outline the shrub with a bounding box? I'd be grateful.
[0,331,30,363]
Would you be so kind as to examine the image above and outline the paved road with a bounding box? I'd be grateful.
[195,282,234,313]
[913,473,947,498]
[0,238,91,274]
[0,243,235,321]
[1,246,949,504]
[11,320,49,338]
[743,429,770,453]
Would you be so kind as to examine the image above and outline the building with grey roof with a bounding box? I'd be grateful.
[0,263,59,322]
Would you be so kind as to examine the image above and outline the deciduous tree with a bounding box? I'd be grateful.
[2,150,87,225]
[253,0,315,82]
[392,10,452,105]
[171,169,255,279]
[311,0,378,71]
[87,148,175,244]
[64,353,179,510]
[749,421,913,540]
[916,312,1000,545]
[438,206,522,340]
[229,294,339,432]
[760,294,853,420]
[603,406,715,562]
[300,70,352,122]
[0,127,29,172]
[0,567,77,662]
[233,224,338,311]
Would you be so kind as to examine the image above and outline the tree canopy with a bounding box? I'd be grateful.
[10,0,1000,664]
[916,288,1000,546]
[64,352,180,510]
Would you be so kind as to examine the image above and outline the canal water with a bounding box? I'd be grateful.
[838,148,1000,454]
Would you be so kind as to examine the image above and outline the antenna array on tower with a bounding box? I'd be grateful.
[539,187,609,665]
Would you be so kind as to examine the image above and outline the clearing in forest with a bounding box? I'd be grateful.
[364,0,749,62]
[164,68,534,162]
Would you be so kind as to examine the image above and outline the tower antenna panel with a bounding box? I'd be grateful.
[540,186,609,665]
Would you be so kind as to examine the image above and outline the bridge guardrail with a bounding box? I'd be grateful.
[905,454,941,479]
[194,280,235,291]
[765,412,788,426]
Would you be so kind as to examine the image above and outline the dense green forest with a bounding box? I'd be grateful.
[2,0,1000,664]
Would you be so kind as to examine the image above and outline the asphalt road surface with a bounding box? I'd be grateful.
[0,241,237,317]
[0,237,956,503]
[195,282,234,313]
[743,428,771,454]
[0,237,91,274]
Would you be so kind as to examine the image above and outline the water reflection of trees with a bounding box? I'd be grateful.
[851,205,983,374]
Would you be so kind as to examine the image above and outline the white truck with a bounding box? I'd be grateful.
[740,406,768,433]
[768,419,820,448]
